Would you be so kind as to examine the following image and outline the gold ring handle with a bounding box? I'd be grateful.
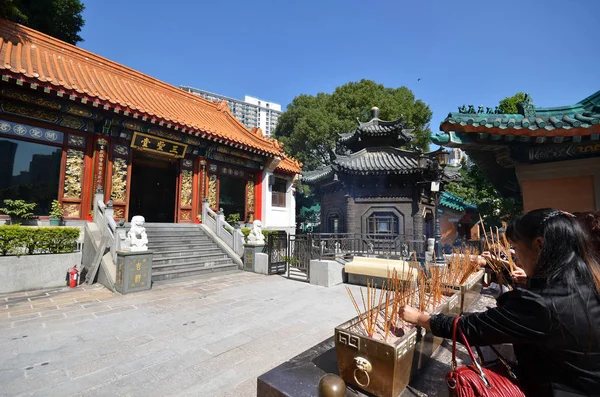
[353,368,370,388]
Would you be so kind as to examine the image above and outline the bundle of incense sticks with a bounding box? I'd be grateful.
[444,247,480,287]
[480,216,515,291]
[345,264,419,341]
[429,265,448,307]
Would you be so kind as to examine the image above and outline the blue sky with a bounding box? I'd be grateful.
[80,0,600,131]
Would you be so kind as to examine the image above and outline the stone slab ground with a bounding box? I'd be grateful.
[0,271,499,397]
[0,272,364,396]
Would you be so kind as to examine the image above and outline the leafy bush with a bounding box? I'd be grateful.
[0,226,80,256]
[226,213,241,225]
[49,200,63,219]
[1,199,37,224]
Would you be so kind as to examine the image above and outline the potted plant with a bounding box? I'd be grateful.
[226,213,242,228]
[87,210,94,222]
[49,200,63,226]
[0,199,37,225]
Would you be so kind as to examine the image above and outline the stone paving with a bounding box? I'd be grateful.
[1,271,501,397]
[0,272,362,397]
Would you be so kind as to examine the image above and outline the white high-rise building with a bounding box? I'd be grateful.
[448,148,464,166]
[180,86,282,137]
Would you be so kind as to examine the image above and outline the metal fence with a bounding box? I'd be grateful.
[266,232,425,282]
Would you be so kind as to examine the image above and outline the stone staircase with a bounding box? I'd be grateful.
[145,224,239,282]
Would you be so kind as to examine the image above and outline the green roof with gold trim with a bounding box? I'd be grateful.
[433,90,600,146]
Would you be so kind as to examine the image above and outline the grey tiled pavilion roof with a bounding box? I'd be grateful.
[338,117,414,144]
[302,148,460,184]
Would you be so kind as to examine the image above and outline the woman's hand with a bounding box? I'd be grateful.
[511,266,527,287]
[398,306,431,330]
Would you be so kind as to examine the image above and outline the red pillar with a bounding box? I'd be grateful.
[255,172,263,222]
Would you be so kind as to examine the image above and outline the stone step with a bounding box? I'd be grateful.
[148,234,212,243]
[148,239,215,247]
[153,253,228,265]
[153,257,234,271]
[145,232,207,238]
[147,242,219,251]
[151,262,239,281]
[152,269,241,286]
[152,248,226,258]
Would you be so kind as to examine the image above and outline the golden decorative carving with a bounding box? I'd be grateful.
[180,169,193,207]
[247,180,255,213]
[114,207,125,220]
[208,174,218,209]
[68,134,85,147]
[180,211,191,221]
[114,145,128,156]
[3,102,59,123]
[60,115,85,130]
[124,121,143,131]
[111,158,128,202]
[66,104,93,118]
[3,89,61,109]
[63,203,80,218]
[63,149,84,199]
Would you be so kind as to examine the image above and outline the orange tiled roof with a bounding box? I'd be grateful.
[276,155,302,174]
[0,19,285,157]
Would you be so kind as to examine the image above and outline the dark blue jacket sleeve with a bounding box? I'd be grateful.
[429,289,551,346]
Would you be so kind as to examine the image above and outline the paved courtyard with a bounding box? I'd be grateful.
[0,272,361,397]
[1,271,500,397]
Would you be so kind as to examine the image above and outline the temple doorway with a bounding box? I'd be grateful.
[219,175,247,222]
[129,152,177,222]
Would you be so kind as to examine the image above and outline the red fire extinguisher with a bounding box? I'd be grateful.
[69,265,79,288]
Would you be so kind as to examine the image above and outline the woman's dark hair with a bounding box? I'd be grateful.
[574,211,600,256]
[506,208,600,293]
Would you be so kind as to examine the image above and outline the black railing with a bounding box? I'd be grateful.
[309,233,423,261]
[266,232,425,282]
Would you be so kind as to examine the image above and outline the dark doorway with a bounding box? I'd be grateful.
[129,152,177,222]
[219,175,246,222]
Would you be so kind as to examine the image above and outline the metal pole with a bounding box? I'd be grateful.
[434,189,446,265]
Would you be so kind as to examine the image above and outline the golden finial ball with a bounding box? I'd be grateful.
[318,374,346,397]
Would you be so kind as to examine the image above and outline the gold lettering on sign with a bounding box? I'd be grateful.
[135,274,141,284]
[136,262,141,271]
[576,143,600,153]
[64,149,84,199]
[156,141,166,151]
[141,137,151,148]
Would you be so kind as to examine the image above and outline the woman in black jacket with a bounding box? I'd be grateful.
[399,208,600,396]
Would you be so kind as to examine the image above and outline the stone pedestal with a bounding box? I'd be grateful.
[309,260,344,287]
[115,251,153,294]
[243,244,265,272]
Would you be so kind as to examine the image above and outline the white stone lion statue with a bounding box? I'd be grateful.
[128,215,148,251]
[247,219,265,245]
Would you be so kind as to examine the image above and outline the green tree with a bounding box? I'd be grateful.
[446,157,522,227]
[274,79,433,171]
[498,92,526,114]
[1,0,85,45]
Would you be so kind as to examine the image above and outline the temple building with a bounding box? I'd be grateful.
[0,19,301,228]
[303,107,458,247]
[434,92,600,213]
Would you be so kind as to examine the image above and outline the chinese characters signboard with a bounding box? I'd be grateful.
[131,132,187,158]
